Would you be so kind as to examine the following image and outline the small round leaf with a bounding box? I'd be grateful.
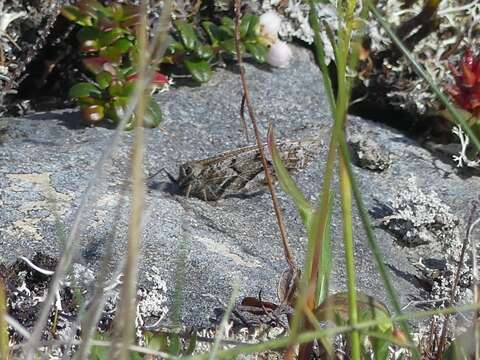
[245,42,268,63]
[194,44,214,60]
[184,58,212,83]
[175,20,198,50]
[69,82,102,98]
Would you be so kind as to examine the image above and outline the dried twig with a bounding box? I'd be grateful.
[233,0,296,274]
[109,1,150,358]
[239,94,250,142]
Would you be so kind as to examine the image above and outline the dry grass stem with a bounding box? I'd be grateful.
[233,0,295,273]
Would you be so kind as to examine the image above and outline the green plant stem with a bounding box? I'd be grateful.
[335,131,421,360]
[308,0,335,113]
[333,0,361,353]
[339,156,361,359]
[304,136,336,308]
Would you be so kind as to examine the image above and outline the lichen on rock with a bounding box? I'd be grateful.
[380,176,460,247]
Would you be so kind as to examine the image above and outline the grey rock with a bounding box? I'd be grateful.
[0,45,477,329]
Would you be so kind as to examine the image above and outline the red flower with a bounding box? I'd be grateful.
[446,48,480,116]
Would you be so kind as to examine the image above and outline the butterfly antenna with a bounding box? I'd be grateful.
[147,167,178,185]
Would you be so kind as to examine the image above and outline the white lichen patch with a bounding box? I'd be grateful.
[137,267,169,328]
[380,176,472,304]
[370,0,480,114]
[380,176,459,247]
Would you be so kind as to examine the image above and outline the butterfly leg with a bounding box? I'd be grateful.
[202,188,209,202]
[204,185,220,202]
[185,184,192,199]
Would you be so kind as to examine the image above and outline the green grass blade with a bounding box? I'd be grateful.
[315,191,333,306]
[308,0,336,114]
[267,124,315,227]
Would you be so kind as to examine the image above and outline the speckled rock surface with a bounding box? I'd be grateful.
[0,45,476,327]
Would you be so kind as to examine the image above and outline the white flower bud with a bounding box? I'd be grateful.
[267,41,293,68]
[259,10,282,38]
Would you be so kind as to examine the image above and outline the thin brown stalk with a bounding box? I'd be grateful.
[239,95,250,142]
[436,200,479,357]
[108,1,148,359]
[233,0,295,272]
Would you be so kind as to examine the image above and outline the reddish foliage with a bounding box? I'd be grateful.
[446,48,480,116]
[127,72,169,85]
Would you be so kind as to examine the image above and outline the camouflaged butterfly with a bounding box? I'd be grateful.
[169,139,323,201]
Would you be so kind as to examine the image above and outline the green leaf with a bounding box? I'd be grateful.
[245,42,268,63]
[144,98,163,128]
[110,2,124,22]
[168,41,186,54]
[267,124,314,228]
[185,332,197,355]
[202,21,224,43]
[184,58,212,83]
[68,82,101,98]
[106,97,128,123]
[218,24,234,38]
[122,81,136,97]
[175,20,198,50]
[220,16,235,31]
[315,191,333,306]
[108,80,126,97]
[194,44,214,60]
[77,27,102,44]
[61,6,92,26]
[95,71,113,89]
[98,27,127,47]
[168,333,180,355]
[110,38,133,54]
[220,38,242,55]
[77,96,102,106]
[99,45,123,62]
[240,14,260,39]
